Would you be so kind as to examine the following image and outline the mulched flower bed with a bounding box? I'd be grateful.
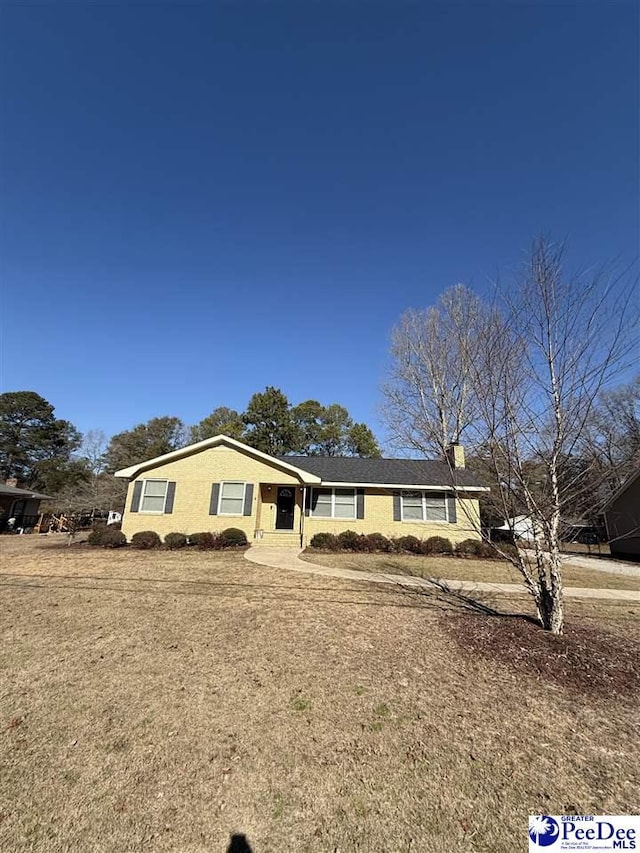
[446,613,640,699]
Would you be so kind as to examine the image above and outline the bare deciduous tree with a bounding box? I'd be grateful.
[383,285,485,457]
[384,237,638,634]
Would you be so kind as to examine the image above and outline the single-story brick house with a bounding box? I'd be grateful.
[115,435,488,546]
[0,480,52,532]
[603,468,640,562]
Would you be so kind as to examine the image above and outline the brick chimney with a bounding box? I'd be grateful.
[445,443,465,469]
[5,477,18,488]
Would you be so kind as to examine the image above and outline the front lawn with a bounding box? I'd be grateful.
[301,551,640,591]
[1,535,638,852]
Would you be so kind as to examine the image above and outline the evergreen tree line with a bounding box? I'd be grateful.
[0,387,382,511]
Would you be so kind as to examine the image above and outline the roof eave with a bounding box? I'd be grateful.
[319,481,490,491]
[601,467,640,512]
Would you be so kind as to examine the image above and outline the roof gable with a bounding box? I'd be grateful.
[602,467,640,511]
[114,435,322,483]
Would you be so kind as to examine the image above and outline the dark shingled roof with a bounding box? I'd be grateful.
[275,456,485,488]
[0,483,51,500]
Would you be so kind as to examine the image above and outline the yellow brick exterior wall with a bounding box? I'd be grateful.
[121,444,482,544]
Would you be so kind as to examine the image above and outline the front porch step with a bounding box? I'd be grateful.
[254,532,302,547]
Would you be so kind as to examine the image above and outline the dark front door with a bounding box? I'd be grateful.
[276,487,296,530]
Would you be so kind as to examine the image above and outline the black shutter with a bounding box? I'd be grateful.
[304,488,312,517]
[164,482,176,514]
[243,483,254,516]
[356,488,365,519]
[393,491,401,521]
[131,481,142,513]
[209,483,220,515]
[447,494,457,524]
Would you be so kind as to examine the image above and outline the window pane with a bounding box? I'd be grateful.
[311,489,332,517]
[220,497,244,514]
[145,481,167,497]
[334,488,355,500]
[312,503,332,517]
[425,504,447,522]
[334,489,355,517]
[334,502,355,518]
[425,494,446,521]
[311,489,331,517]
[141,495,165,512]
[222,482,245,499]
[425,493,445,506]
[403,504,424,521]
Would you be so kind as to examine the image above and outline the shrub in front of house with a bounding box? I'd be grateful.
[456,538,496,558]
[337,530,365,551]
[131,530,161,550]
[101,528,127,548]
[87,524,107,546]
[420,536,453,555]
[455,538,481,557]
[194,532,217,550]
[395,535,422,554]
[309,532,340,550]
[165,532,187,550]
[219,527,248,547]
[365,532,392,552]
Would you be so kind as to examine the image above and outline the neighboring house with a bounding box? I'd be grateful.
[0,480,52,532]
[494,515,541,541]
[115,435,488,546]
[603,468,640,562]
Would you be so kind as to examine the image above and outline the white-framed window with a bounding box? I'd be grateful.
[218,481,247,515]
[140,479,169,513]
[401,491,448,522]
[310,488,356,519]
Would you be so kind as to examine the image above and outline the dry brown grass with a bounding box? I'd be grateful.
[301,551,640,591]
[1,535,638,852]
[560,541,611,557]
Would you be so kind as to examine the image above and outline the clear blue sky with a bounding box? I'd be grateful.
[1,2,637,446]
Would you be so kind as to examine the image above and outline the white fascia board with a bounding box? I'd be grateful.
[318,481,490,492]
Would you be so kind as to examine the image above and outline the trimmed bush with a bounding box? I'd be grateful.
[101,528,127,548]
[165,532,187,550]
[455,538,481,557]
[87,524,107,546]
[309,532,339,550]
[195,532,217,550]
[395,534,422,554]
[365,532,392,553]
[219,527,248,547]
[337,530,363,552]
[421,536,453,555]
[131,530,161,550]
[456,538,496,558]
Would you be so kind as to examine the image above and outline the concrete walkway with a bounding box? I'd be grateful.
[561,553,640,578]
[244,546,640,602]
